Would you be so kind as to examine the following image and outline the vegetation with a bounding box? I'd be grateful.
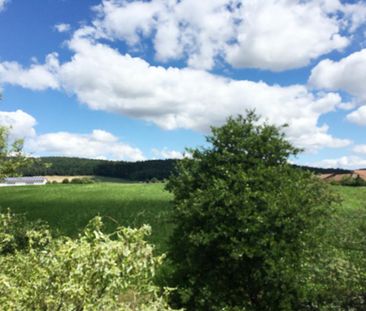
[21,156,177,182]
[165,112,361,310]
[0,210,177,310]
[2,110,366,310]
[0,183,173,253]
[0,126,33,179]
[21,156,350,183]
[0,121,178,309]
[339,175,366,187]
[0,182,366,309]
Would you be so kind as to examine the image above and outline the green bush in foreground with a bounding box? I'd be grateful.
[0,210,178,311]
[166,112,349,310]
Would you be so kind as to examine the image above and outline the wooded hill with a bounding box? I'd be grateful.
[21,157,177,181]
[20,157,351,182]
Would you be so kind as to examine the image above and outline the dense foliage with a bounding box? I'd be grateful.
[166,112,360,310]
[22,156,104,176]
[22,157,176,181]
[0,210,178,311]
[95,159,177,181]
[338,175,366,187]
[21,156,346,182]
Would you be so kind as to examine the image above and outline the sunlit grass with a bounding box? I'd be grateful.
[0,182,173,253]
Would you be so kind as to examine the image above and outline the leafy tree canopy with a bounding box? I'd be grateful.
[166,111,339,310]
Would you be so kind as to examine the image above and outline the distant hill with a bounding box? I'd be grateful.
[21,156,352,182]
[21,157,177,182]
[292,165,351,175]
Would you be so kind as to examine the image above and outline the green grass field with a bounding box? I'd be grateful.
[1,183,366,254]
[0,182,174,253]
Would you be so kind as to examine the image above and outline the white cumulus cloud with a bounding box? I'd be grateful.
[309,49,366,100]
[353,144,366,154]
[314,155,366,169]
[346,106,366,126]
[0,109,144,161]
[309,49,366,126]
[0,53,60,90]
[226,0,349,71]
[152,148,184,159]
[92,0,364,71]
[57,36,351,152]
[27,130,145,161]
[0,109,37,139]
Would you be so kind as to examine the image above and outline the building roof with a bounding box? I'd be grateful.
[318,170,366,182]
[353,170,366,181]
[1,177,47,184]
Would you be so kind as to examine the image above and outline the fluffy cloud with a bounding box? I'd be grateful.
[92,0,364,71]
[57,36,350,151]
[0,109,36,139]
[353,144,366,154]
[314,155,366,169]
[346,106,366,125]
[341,1,366,32]
[27,129,145,161]
[152,148,184,159]
[55,23,71,33]
[309,49,366,100]
[0,109,144,161]
[93,0,235,70]
[0,53,60,90]
[309,49,366,126]
[226,0,349,71]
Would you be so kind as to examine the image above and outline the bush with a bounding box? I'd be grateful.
[340,175,366,187]
[70,177,94,184]
[0,210,178,311]
[166,112,339,310]
[0,209,50,255]
[62,178,69,184]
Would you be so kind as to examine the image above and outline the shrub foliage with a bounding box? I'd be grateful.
[0,210,177,311]
[166,112,343,310]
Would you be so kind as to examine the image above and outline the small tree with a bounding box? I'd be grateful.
[166,112,337,310]
[0,126,32,179]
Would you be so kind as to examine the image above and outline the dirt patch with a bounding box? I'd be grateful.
[44,176,93,183]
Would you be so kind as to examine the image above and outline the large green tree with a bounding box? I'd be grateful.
[166,112,338,310]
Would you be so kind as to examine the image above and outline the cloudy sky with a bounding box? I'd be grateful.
[1,0,366,168]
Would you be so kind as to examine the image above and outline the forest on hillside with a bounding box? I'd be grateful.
[20,157,351,182]
[21,157,177,181]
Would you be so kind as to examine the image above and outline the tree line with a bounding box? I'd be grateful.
[21,157,177,181]
[20,156,350,182]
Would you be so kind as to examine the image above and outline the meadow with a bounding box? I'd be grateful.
[0,182,174,253]
[0,182,366,254]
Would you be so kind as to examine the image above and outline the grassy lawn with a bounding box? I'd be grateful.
[334,185,366,210]
[0,182,173,253]
[1,183,366,254]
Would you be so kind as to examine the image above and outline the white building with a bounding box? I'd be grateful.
[0,177,47,187]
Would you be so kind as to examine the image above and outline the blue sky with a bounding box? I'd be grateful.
[1,0,366,168]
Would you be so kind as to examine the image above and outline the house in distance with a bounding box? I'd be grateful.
[0,176,47,187]
[319,170,366,183]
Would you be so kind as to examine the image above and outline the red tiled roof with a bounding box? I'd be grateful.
[353,170,366,181]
